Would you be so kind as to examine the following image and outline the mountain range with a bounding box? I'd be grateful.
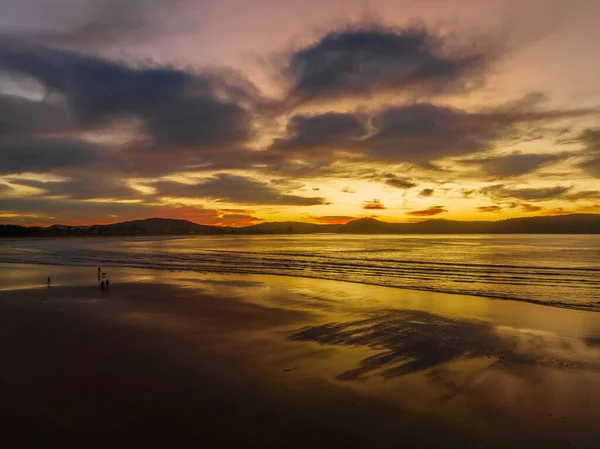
[1,214,599,237]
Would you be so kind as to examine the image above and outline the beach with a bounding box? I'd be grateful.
[1,263,600,448]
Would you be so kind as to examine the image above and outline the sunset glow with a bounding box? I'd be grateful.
[1,0,599,226]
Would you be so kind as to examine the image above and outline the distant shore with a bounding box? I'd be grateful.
[2,213,600,238]
[2,264,600,448]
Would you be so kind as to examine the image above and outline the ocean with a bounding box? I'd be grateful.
[1,234,599,310]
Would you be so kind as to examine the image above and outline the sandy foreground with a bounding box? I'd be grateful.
[1,263,600,448]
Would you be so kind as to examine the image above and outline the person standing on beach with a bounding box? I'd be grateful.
[100,280,105,290]
[106,279,110,289]
[47,277,50,288]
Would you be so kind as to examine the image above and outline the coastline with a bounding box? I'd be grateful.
[2,263,600,448]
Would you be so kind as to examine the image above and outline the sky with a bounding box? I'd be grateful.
[1,0,599,226]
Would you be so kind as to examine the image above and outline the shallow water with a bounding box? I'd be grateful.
[1,234,599,310]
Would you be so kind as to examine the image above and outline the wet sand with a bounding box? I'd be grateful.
[2,263,600,448]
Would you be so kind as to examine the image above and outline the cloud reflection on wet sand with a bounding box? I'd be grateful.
[289,309,600,381]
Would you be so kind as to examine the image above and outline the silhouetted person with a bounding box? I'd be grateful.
[47,277,50,288]
[100,280,105,290]
[105,279,110,289]
[97,267,101,280]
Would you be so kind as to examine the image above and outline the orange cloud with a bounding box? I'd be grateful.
[477,205,502,213]
[362,199,386,210]
[545,207,570,216]
[407,206,447,217]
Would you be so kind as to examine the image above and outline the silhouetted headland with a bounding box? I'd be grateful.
[1,214,599,237]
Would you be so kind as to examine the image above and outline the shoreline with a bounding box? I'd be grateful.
[2,263,600,447]
[2,259,599,313]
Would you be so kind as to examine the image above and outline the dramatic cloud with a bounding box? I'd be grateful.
[577,129,600,153]
[477,205,502,213]
[0,39,256,152]
[270,112,367,152]
[362,199,386,210]
[506,202,544,213]
[152,173,326,206]
[362,104,512,165]
[267,97,597,171]
[10,175,141,200]
[0,138,104,174]
[0,94,73,137]
[0,195,152,222]
[283,24,486,106]
[0,194,248,226]
[576,129,600,178]
[462,153,562,177]
[565,190,600,201]
[580,157,600,178]
[1,7,599,225]
[407,206,447,216]
[382,174,417,189]
[0,184,13,195]
[481,184,571,201]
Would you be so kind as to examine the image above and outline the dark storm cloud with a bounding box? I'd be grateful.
[362,104,510,165]
[407,206,447,216]
[0,39,256,151]
[480,184,571,201]
[358,102,597,166]
[270,112,367,151]
[575,129,600,178]
[266,97,597,171]
[0,94,73,137]
[152,173,326,206]
[283,24,486,106]
[382,174,417,189]
[419,188,434,197]
[461,153,562,177]
[0,137,104,174]
[362,199,386,210]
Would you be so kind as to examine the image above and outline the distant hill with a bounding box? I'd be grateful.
[1,214,599,237]
[0,218,231,237]
[87,218,226,235]
[338,214,600,234]
[242,221,341,234]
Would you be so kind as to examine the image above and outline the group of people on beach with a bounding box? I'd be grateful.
[98,267,110,290]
